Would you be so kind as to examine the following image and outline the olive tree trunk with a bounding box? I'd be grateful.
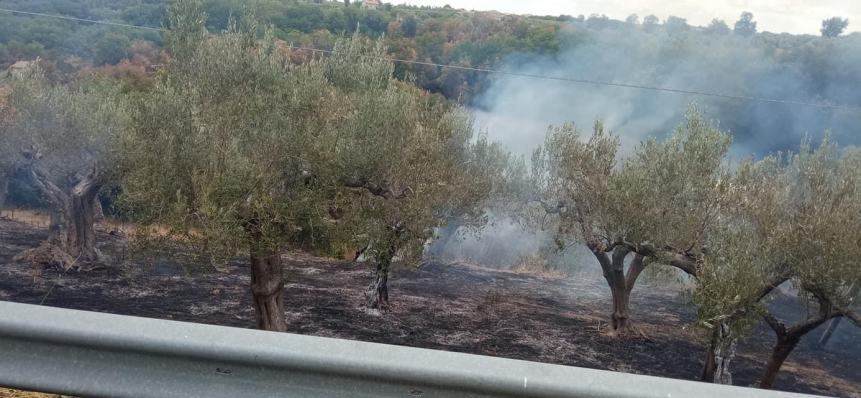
[367,242,395,308]
[29,168,103,263]
[65,175,102,262]
[591,245,646,335]
[0,171,8,211]
[700,322,737,384]
[760,336,801,389]
[248,234,287,332]
[760,303,836,389]
[700,273,790,384]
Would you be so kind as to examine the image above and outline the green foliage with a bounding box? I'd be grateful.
[121,8,335,261]
[3,1,860,119]
[0,69,127,184]
[642,15,659,30]
[610,109,732,251]
[733,12,757,37]
[530,108,732,259]
[94,32,133,65]
[821,17,849,38]
[323,34,392,92]
[402,16,417,37]
[692,156,785,335]
[705,19,730,35]
[693,137,861,339]
[323,36,512,264]
[120,4,511,268]
[663,16,689,34]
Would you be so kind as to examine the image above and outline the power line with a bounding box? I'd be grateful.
[287,45,859,111]
[2,7,859,112]
[0,8,165,31]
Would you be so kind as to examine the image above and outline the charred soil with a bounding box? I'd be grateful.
[0,218,858,397]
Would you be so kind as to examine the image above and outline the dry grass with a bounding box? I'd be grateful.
[0,209,52,228]
[13,242,76,279]
[0,208,170,238]
[510,254,566,279]
[0,388,66,398]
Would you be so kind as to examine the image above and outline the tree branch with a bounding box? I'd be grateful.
[762,310,787,337]
[667,253,698,277]
[26,164,68,208]
[590,250,613,275]
[530,198,567,215]
[754,273,790,302]
[764,291,839,340]
[786,311,839,338]
[574,205,604,253]
[343,176,412,200]
[625,253,646,292]
[627,242,699,277]
[72,168,102,202]
[842,310,861,328]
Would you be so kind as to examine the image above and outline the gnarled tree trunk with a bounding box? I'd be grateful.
[367,242,395,308]
[248,232,287,332]
[591,245,646,335]
[760,296,837,389]
[701,322,736,384]
[29,167,103,264]
[367,224,404,309]
[701,273,789,384]
[65,175,102,262]
[760,334,801,389]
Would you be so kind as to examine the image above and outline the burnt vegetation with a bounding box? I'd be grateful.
[0,0,860,396]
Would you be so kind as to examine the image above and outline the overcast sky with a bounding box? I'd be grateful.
[398,0,860,35]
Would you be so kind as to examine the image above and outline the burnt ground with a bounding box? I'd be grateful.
[0,217,859,397]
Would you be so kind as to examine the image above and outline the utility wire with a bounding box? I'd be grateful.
[2,7,860,112]
[286,45,859,111]
[0,8,165,31]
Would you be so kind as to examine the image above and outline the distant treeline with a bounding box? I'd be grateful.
[2,1,857,107]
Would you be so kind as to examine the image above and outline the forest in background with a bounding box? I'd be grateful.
[2,1,859,156]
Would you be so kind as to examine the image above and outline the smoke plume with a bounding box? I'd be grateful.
[432,20,861,270]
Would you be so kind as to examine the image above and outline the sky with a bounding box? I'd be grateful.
[399,0,860,35]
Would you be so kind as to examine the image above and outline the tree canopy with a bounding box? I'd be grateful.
[120,1,512,326]
[733,12,757,37]
[693,137,861,386]
[0,69,126,264]
[527,109,731,333]
[821,17,850,38]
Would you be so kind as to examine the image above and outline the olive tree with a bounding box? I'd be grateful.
[694,156,790,384]
[529,110,731,335]
[694,139,861,388]
[756,141,861,388]
[0,85,16,210]
[120,3,337,331]
[323,38,513,308]
[0,72,125,265]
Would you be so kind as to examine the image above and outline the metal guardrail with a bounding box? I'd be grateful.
[0,301,820,398]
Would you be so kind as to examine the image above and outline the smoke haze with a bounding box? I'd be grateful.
[476,23,861,159]
[435,19,861,270]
